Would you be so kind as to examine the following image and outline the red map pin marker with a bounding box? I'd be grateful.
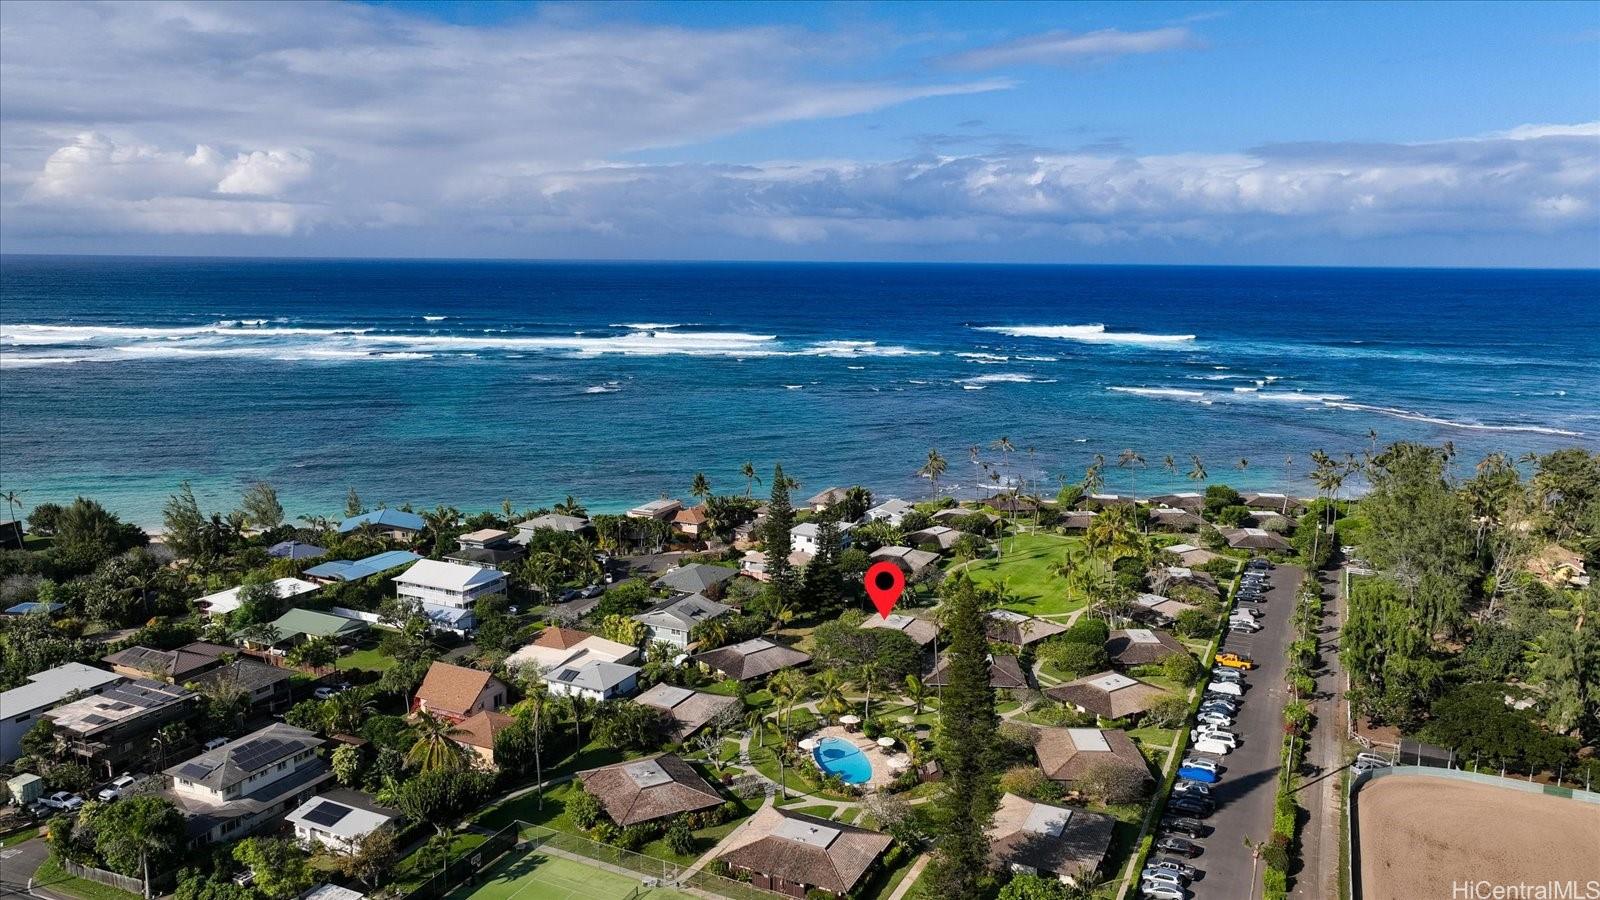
[864,561,905,619]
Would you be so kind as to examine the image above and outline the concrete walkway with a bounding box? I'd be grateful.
[883,853,932,900]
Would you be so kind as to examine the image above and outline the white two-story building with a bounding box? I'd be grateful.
[163,723,331,845]
[391,559,507,634]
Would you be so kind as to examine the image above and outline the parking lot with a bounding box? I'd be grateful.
[1150,562,1302,900]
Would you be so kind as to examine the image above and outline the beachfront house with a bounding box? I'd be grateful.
[864,498,913,526]
[806,487,849,513]
[988,792,1116,886]
[47,679,198,776]
[303,550,423,585]
[0,663,122,764]
[904,525,961,552]
[1241,492,1309,515]
[1221,527,1293,553]
[868,545,941,579]
[411,661,507,723]
[285,791,396,852]
[577,754,723,827]
[543,659,641,701]
[197,577,320,616]
[1147,492,1204,512]
[1149,507,1205,531]
[337,509,425,540]
[513,513,590,542]
[713,805,892,898]
[672,504,708,537]
[632,684,740,741]
[266,541,326,561]
[633,594,732,649]
[163,723,331,845]
[627,499,683,521]
[1059,510,1096,532]
[790,521,852,555]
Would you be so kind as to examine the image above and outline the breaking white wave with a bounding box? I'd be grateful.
[962,384,986,390]
[846,365,865,370]
[959,373,1059,386]
[610,322,681,329]
[584,383,621,394]
[422,315,448,322]
[957,352,1010,363]
[1109,386,1208,400]
[784,384,803,390]
[803,340,935,358]
[1015,355,1059,362]
[1325,402,1581,436]
[975,324,1196,346]
[1255,391,1349,402]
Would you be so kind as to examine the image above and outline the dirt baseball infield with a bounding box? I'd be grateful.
[1356,773,1600,900]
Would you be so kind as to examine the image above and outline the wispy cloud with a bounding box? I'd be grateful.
[941,27,1198,70]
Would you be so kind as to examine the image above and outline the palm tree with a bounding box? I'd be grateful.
[903,674,928,715]
[917,449,948,498]
[690,472,712,501]
[768,669,810,734]
[740,462,761,497]
[1117,449,1146,499]
[564,694,595,750]
[815,670,848,716]
[1188,454,1208,483]
[990,436,1016,486]
[968,445,981,466]
[1081,462,1105,495]
[113,797,185,898]
[1235,458,1250,472]
[287,636,338,673]
[1163,455,1177,476]
[323,690,377,735]
[765,595,796,635]
[554,495,587,517]
[1,489,21,526]
[406,712,466,772]
[232,621,279,650]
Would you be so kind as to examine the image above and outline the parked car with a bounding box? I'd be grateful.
[1191,729,1238,749]
[1233,606,1263,619]
[1177,765,1220,784]
[1149,858,1199,880]
[1229,620,1263,634]
[97,775,137,802]
[1206,680,1243,697]
[1141,870,1185,890]
[1181,757,1220,773]
[1173,780,1212,797]
[1192,738,1232,755]
[1196,710,1233,728]
[1216,652,1256,670]
[1140,883,1186,900]
[1169,795,1215,817]
[313,686,340,700]
[39,791,84,812]
[204,737,230,750]
[579,583,606,599]
[1247,558,1273,569]
[1155,835,1203,857]
[557,588,582,603]
[1210,667,1245,682]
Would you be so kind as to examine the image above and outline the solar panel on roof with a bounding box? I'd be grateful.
[301,801,352,828]
[557,670,579,682]
[177,763,214,780]
[82,714,109,725]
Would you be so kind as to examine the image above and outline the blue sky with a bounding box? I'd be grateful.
[1,0,1596,265]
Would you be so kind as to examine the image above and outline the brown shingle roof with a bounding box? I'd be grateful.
[715,805,892,896]
[1105,628,1188,667]
[1044,671,1169,720]
[633,684,740,741]
[693,639,811,681]
[103,642,230,681]
[414,662,497,716]
[577,753,723,826]
[533,627,595,650]
[1030,726,1151,783]
[985,612,1069,647]
[925,653,1028,689]
[450,710,517,750]
[673,505,708,526]
[987,792,1115,878]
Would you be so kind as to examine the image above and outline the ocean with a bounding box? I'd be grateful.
[2,256,1596,526]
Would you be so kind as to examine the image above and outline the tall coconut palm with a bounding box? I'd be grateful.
[1188,455,1208,483]
[903,674,928,715]
[814,670,848,716]
[564,694,595,750]
[1,490,22,526]
[1235,458,1250,472]
[407,712,466,772]
[690,472,712,501]
[1082,462,1105,495]
[1117,449,1146,499]
[740,461,761,497]
[1163,455,1177,476]
[990,436,1016,487]
[768,668,810,733]
[918,448,948,498]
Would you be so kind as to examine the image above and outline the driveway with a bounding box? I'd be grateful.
[0,835,51,900]
[1184,562,1302,900]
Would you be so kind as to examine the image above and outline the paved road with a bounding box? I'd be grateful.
[1291,565,1348,899]
[0,835,53,900]
[1183,562,1302,900]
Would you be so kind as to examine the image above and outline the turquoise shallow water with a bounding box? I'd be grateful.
[2,256,1596,524]
[814,737,873,785]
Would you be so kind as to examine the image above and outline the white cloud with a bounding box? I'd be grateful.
[942,27,1198,69]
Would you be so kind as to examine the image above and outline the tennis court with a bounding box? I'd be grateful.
[447,848,697,900]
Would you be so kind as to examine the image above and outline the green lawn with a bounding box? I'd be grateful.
[447,850,695,900]
[32,856,141,900]
[393,832,490,891]
[958,532,1085,615]
[336,645,398,673]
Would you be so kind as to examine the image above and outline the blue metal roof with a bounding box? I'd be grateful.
[338,509,426,534]
[304,550,423,581]
[4,601,64,615]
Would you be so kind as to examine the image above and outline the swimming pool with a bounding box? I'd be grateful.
[813,737,873,785]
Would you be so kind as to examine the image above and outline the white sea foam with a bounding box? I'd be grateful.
[1325,402,1581,436]
[975,324,1196,346]
[1254,391,1348,402]
[957,352,1010,362]
[962,384,986,390]
[804,340,935,357]
[609,322,681,329]
[423,315,448,322]
[784,384,803,390]
[1108,386,1208,400]
[959,373,1059,386]
[584,383,621,394]
[846,365,865,370]
[1014,355,1059,362]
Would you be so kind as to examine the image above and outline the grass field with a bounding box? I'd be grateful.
[958,532,1084,616]
[447,850,695,900]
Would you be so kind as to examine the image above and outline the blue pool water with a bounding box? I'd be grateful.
[813,737,873,785]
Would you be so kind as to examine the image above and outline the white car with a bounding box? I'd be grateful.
[1233,606,1263,620]
[1191,728,1239,748]
[1141,870,1185,890]
[1141,881,1187,899]
[39,791,84,812]
[1196,710,1233,728]
[1206,680,1243,696]
[1192,737,1232,755]
[1180,757,1220,774]
[97,775,137,802]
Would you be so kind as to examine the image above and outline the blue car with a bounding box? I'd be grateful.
[1177,765,1219,783]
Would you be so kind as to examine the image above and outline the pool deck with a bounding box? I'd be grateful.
[806,724,899,790]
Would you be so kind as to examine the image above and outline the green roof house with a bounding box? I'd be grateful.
[268,609,368,645]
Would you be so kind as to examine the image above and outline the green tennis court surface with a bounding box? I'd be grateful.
[447,849,696,900]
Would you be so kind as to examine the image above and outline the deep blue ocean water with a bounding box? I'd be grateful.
[2,256,1597,525]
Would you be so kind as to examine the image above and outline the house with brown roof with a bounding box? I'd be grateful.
[449,710,517,769]
[103,642,231,683]
[858,613,939,648]
[1059,510,1096,532]
[1220,527,1292,552]
[988,792,1116,885]
[1148,507,1205,531]
[1045,671,1169,721]
[411,662,507,723]
[1147,492,1204,512]
[806,487,849,513]
[713,805,892,898]
[632,683,740,741]
[693,638,811,682]
[1031,726,1151,786]
[672,504,709,537]
[1132,593,1201,627]
[1106,628,1188,667]
[577,754,723,827]
[904,525,961,552]
[868,546,941,578]
[926,652,1028,690]
[985,610,1068,647]
[1159,543,1221,567]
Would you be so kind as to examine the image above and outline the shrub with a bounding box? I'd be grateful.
[1145,695,1191,729]
[1174,609,1217,638]
[1041,640,1107,677]
[1263,867,1288,898]
[999,766,1049,799]
[1063,617,1109,646]
[567,789,603,830]
[1162,651,1203,685]
[665,820,696,856]
[1077,760,1150,805]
